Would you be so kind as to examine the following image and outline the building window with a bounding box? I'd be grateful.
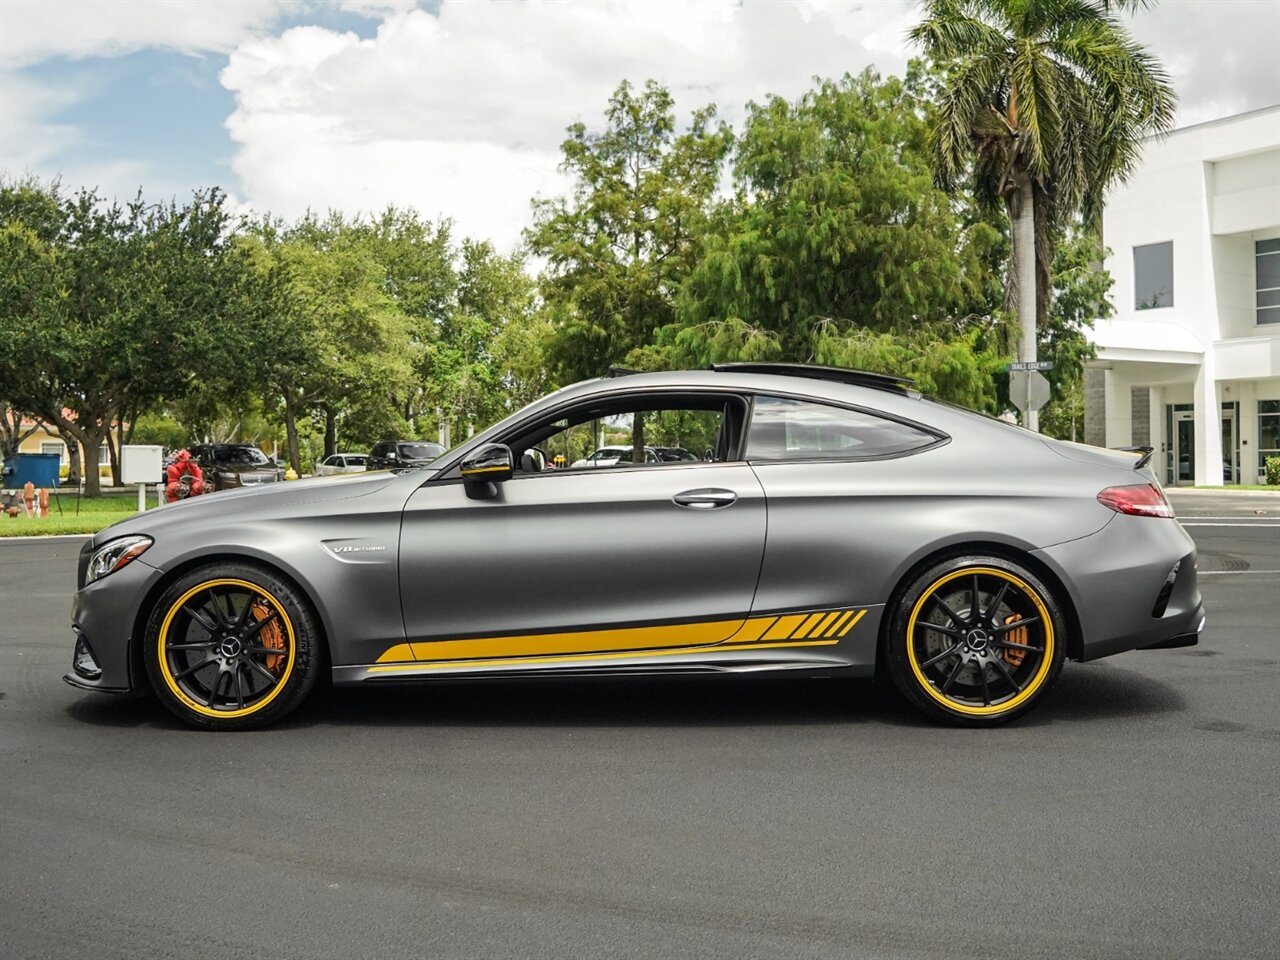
[40,442,64,460]
[1134,241,1174,310]
[1260,400,1280,476]
[1257,238,1280,325]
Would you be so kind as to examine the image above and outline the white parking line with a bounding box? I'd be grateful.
[1199,570,1280,576]
[1176,516,1278,520]
[1181,522,1280,528]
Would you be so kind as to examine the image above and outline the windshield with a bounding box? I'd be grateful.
[399,443,444,460]
[212,445,271,466]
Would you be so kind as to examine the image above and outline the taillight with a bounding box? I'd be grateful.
[1097,483,1174,518]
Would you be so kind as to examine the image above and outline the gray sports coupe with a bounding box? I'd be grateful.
[65,365,1204,730]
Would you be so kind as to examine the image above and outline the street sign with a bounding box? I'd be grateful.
[1009,370,1051,413]
[1007,360,1054,372]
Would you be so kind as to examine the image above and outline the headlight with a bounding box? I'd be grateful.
[86,535,153,584]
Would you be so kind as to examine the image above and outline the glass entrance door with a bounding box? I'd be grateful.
[1173,411,1195,485]
[1221,409,1237,484]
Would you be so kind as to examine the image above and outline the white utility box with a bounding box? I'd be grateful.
[121,444,164,486]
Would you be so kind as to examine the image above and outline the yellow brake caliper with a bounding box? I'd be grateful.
[1003,613,1028,668]
[251,599,287,674]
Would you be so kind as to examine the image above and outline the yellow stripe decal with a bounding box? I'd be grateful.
[408,618,743,663]
[726,616,775,643]
[838,609,867,636]
[374,608,869,671]
[763,614,807,640]
[822,610,854,638]
[810,612,840,637]
[792,613,826,639]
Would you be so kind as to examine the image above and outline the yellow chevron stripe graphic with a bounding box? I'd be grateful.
[375,608,868,668]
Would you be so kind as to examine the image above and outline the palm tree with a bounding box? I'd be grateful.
[911,0,1176,430]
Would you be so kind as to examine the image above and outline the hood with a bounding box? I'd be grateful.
[92,471,402,545]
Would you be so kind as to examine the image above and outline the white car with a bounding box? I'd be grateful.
[569,445,661,468]
[316,454,369,476]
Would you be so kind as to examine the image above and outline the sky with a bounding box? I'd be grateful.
[3,0,1279,251]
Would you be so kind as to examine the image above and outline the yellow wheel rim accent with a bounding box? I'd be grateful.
[157,578,297,719]
[906,567,1054,717]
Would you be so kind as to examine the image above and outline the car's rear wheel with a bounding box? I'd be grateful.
[143,564,321,730]
[885,556,1065,725]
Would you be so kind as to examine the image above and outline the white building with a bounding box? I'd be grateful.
[1084,105,1280,486]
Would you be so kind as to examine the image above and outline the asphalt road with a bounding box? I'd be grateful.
[1,491,1277,960]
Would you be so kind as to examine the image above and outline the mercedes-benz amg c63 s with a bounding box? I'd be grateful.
[65,364,1204,730]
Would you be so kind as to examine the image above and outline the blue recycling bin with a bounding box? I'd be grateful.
[2,453,62,489]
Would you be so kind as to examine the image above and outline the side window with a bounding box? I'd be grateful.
[746,396,938,461]
[502,394,745,474]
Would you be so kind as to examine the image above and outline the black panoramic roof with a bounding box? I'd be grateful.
[710,362,916,394]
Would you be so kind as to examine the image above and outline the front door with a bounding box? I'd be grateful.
[395,392,767,664]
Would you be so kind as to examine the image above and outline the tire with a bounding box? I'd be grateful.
[884,555,1066,725]
[143,563,322,730]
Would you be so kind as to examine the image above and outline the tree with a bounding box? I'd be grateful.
[343,208,456,434]
[1036,225,1112,439]
[668,67,1008,408]
[0,179,241,495]
[528,80,733,384]
[911,0,1175,430]
[425,240,548,443]
[238,216,416,470]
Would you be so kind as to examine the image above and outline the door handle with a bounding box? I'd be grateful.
[672,488,737,509]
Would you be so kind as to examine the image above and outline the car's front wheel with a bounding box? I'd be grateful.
[885,556,1066,725]
[143,564,321,730]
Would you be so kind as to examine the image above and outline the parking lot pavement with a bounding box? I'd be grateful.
[2,519,1278,960]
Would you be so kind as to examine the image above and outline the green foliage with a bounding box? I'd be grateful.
[528,80,733,383]
[129,412,189,451]
[1036,227,1110,439]
[912,0,1175,379]
[0,178,242,494]
[667,67,1006,407]
[424,240,549,442]
[1265,456,1280,486]
[681,70,992,340]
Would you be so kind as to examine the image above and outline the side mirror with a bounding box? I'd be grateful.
[460,443,513,500]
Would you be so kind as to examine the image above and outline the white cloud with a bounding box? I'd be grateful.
[5,0,1279,252]
[220,0,916,249]
[0,0,300,66]
[0,71,81,173]
[1125,0,1280,128]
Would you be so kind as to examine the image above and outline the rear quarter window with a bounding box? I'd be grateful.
[746,395,940,461]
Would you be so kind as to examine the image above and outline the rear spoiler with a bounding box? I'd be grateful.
[1114,445,1155,470]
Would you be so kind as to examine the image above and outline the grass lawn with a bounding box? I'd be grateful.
[0,495,142,537]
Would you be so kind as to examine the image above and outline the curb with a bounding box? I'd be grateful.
[0,534,94,543]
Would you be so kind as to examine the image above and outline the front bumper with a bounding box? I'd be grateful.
[64,558,164,693]
[1034,515,1204,662]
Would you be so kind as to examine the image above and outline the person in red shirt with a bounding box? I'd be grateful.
[165,449,206,502]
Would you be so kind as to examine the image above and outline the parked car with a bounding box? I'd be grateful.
[316,454,369,476]
[367,440,446,471]
[654,446,700,462]
[65,363,1203,730]
[189,444,282,492]
[570,445,660,468]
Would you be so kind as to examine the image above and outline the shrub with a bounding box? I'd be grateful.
[1266,456,1280,486]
